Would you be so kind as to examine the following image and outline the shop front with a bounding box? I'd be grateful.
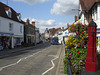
[14,36,24,48]
[26,34,34,44]
[0,32,14,50]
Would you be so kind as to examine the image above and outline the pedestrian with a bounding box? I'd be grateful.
[3,40,6,48]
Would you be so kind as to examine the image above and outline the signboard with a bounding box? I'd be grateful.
[0,32,14,36]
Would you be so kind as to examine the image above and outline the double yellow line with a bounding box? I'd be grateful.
[56,45,62,57]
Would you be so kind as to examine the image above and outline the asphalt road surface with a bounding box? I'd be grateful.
[0,43,61,75]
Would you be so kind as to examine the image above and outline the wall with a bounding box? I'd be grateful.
[0,16,24,48]
[0,16,24,37]
[36,31,39,43]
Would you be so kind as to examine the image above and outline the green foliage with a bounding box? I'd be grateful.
[64,23,99,74]
[64,23,88,74]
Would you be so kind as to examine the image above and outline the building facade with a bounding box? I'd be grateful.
[24,19,35,45]
[78,0,100,52]
[0,2,24,49]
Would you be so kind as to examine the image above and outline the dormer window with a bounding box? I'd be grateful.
[8,10,11,18]
[5,7,12,18]
[16,13,21,21]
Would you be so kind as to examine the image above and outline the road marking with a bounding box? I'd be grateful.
[0,46,51,71]
[56,45,62,57]
[42,45,62,75]
[42,57,58,75]
[48,55,56,57]
[17,59,22,63]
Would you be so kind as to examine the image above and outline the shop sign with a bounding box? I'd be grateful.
[0,32,14,36]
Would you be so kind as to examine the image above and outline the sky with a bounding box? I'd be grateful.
[0,0,79,33]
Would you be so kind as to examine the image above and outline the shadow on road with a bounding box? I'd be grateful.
[0,42,51,59]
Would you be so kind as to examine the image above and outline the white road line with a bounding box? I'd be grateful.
[17,59,22,64]
[42,57,58,75]
[0,46,51,71]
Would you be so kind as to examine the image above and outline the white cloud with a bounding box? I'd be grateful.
[13,0,48,4]
[51,0,79,16]
[23,18,68,33]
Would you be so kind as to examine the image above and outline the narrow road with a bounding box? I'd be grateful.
[0,43,62,75]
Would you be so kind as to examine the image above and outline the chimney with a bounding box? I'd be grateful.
[62,27,64,31]
[27,18,30,24]
[32,21,35,26]
[67,23,69,28]
[75,15,77,22]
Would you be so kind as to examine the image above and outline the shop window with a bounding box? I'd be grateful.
[9,23,13,32]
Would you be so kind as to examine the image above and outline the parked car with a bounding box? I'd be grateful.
[0,44,3,50]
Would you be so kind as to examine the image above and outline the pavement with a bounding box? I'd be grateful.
[56,43,67,75]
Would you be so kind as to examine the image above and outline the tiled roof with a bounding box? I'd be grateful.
[0,2,23,23]
[52,28,61,35]
[4,7,9,11]
[80,0,100,11]
[16,13,20,16]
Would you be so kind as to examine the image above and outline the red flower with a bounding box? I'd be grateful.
[82,32,83,33]
[67,49,69,51]
[81,46,83,48]
[78,52,79,53]
[76,49,78,50]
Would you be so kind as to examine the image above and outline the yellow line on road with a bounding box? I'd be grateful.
[56,45,62,57]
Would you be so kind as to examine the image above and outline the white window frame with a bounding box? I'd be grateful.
[17,14,21,21]
[6,8,12,18]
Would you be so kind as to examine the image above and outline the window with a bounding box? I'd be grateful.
[8,11,11,18]
[17,14,21,21]
[5,7,12,18]
[19,16,21,21]
[20,26,22,33]
[9,23,13,31]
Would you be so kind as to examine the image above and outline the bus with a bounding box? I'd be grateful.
[51,37,59,45]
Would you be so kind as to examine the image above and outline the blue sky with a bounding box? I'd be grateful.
[0,0,79,33]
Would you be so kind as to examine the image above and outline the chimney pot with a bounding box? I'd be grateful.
[62,27,64,30]
[27,18,30,24]
[32,21,35,26]
[75,15,77,22]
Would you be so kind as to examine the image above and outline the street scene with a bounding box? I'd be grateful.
[0,43,62,75]
[0,0,100,75]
